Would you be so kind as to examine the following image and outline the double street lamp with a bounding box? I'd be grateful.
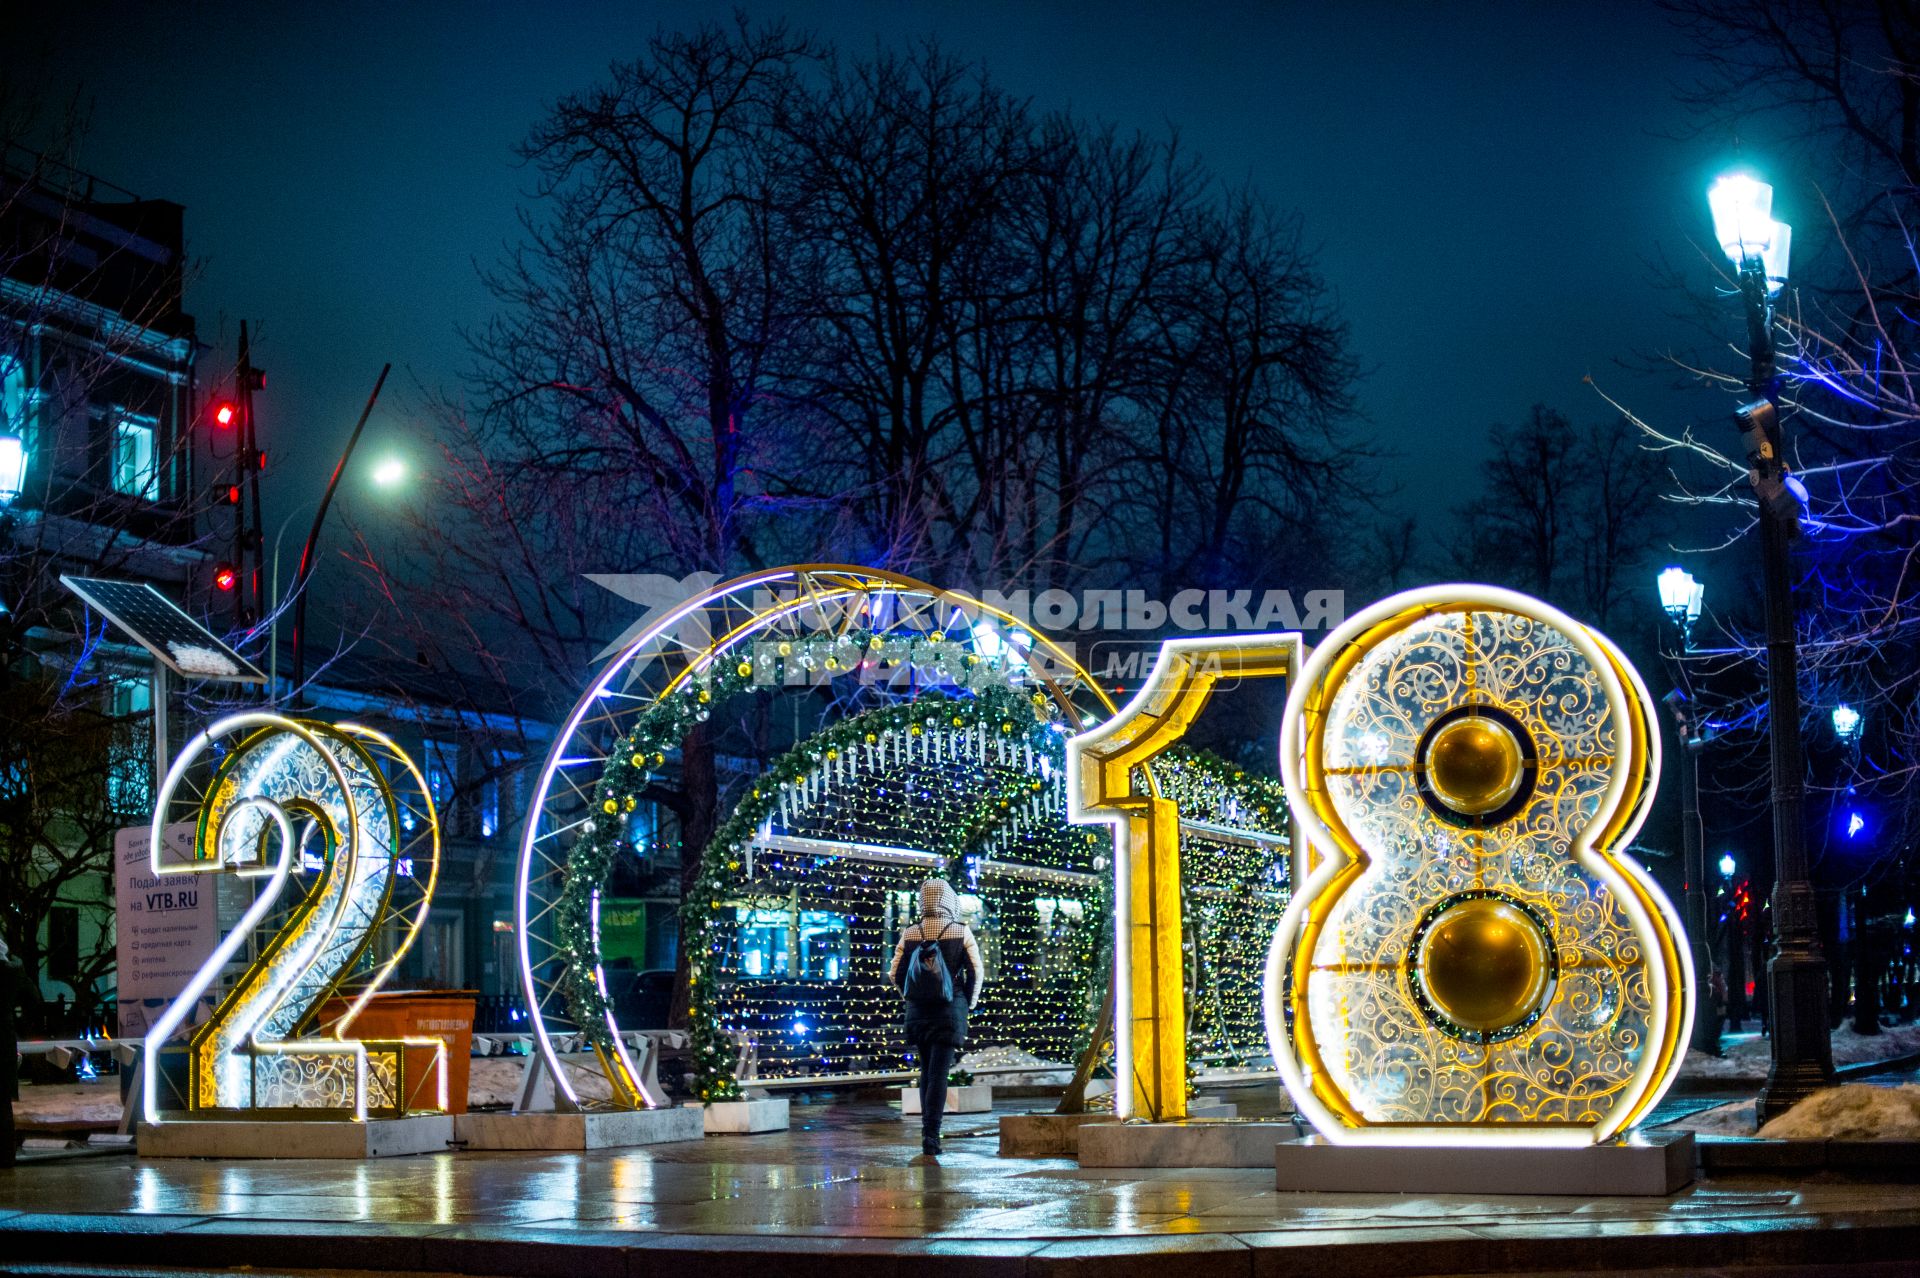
[1706,171,1834,1118]
[1655,565,1719,1054]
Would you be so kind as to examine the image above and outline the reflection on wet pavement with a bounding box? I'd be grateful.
[3,1091,1919,1243]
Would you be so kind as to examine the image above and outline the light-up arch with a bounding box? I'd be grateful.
[513,565,1114,1110]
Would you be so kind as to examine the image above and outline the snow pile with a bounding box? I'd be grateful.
[467,1058,526,1108]
[466,1053,623,1107]
[1681,1021,1920,1082]
[12,1082,126,1126]
[1758,1084,1920,1140]
[166,641,240,677]
[958,1045,1073,1084]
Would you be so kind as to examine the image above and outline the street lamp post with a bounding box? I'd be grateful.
[287,364,389,704]
[1656,566,1719,1055]
[1707,172,1833,1118]
[1720,853,1748,1029]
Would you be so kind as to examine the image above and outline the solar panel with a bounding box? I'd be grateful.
[60,576,267,683]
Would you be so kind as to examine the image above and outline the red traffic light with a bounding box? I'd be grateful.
[212,401,238,429]
[213,564,238,593]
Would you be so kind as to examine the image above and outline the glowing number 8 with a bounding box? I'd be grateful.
[141,714,444,1124]
[1268,586,1692,1146]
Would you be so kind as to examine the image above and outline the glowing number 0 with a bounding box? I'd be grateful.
[141,714,444,1124]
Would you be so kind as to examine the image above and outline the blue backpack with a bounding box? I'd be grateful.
[904,923,956,1004]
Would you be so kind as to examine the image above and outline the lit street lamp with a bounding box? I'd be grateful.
[1720,853,1738,878]
[1654,565,1719,1054]
[1707,170,1833,1117]
[1657,565,1705,635]
[1832,703,1863,746]
[370,456,407,488]
[0,433,24,509]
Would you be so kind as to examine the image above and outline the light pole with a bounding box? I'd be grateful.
[1707,171,1833,1117]
[1656,565,1719,1054]
[288,365,389,704]
[1719,853,1749,1029]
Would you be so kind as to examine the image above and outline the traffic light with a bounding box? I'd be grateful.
[211,400,238,430]
[213,564,238,593]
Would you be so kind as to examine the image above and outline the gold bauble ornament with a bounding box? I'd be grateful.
[1424,716,1525,816]
[1416,897,1551,1033]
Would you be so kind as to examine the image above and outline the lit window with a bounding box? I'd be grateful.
[729,903,850,982]
[796,910,850,981]
[106,676,152,812]
[1035,896,1086,977]
[422,738,455,810]
[111,410,159,501]
[479,777,499,838]
[627,801,660,857]
[732,904,793,979]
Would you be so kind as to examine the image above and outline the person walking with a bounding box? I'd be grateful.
[889,878,984,1165]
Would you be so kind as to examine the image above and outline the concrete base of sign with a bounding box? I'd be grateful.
[1077,1119,1301,1168]
[1189,1098,1237,1119]
[453,1107,703,1151]
[1273,1130,1696,1196]
[138,1115,455,1160]
[688,1098,790,1134]
[899,1084,993,1116]
[997,1112,1114,1157]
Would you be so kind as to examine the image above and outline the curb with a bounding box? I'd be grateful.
[1700,1135,1920,1178]
[8,1209,1920,1278]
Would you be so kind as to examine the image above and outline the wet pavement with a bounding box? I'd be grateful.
[4,1089,1920,1274]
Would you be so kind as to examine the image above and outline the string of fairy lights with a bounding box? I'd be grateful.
[561,623,1295,1101]
[684,683,1101,1098]
[1145,753,1294,1070]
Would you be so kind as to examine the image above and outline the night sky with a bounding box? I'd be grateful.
[24,0,1745,565]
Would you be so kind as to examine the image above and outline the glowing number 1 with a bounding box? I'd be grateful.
[141,715,443,1124]
[1067,635,1301,1121]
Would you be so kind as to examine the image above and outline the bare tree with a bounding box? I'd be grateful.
[370,22,1369,1029]
[1448,405,1672,633]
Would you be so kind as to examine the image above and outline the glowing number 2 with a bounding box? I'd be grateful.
[141,715,444,1124]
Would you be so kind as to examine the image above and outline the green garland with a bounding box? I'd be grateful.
[1145,749,1290,832]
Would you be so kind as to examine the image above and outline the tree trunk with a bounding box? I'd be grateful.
[1056,980,1113,1115]
[667,719,719,1030]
